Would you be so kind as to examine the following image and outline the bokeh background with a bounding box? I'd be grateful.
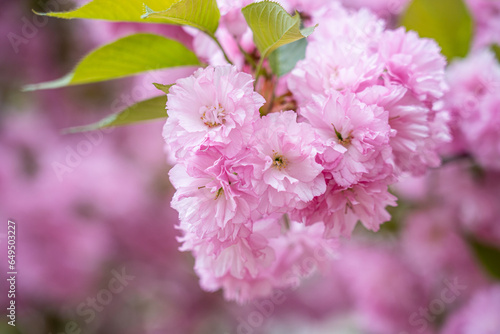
[1,0,500,333]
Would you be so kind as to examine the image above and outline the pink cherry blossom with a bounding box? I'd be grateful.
[170,146,259,242]
[378,27,448,104]
[163,65,265,159]
[184,216,337,304]
[293,176,396,238]
[358,84,451,175]
[189,216,281,303]
[247,110,326,214]
[300,92,393,187]
[289,41,384,106]
[288,7,450,177]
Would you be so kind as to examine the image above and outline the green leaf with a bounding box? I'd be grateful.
[23,33,200,91]
[141,0,220,36]
[269,38,307,77]
[242,1,316,60]
[36,0,179,24]
[153,83,174,94]
[64,95,168,133]
[467,236,500,281]
[491,44,500,63]
[400,0,473,60]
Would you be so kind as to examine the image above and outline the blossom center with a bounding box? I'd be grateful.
[215,187,224,200]
[200,104,226,128]
[333,124,352,146]
[272,151,288,170]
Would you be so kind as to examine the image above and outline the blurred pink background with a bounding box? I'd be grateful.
[1,1,500,334]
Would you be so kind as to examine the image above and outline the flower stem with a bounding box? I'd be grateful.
[238,43,256,68]
[210,34,234,65]
[254,57,265,88]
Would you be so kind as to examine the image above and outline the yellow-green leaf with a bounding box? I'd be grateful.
[401,0,473,60]
[64,95,168,132]
[35,0,176,24]
[269,38,307,77]
[23,34,200,91]
[242,1,315,60]
[141,0,220,36]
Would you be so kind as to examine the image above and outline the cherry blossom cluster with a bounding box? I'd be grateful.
[442,49,500,170]
[163,2,449,303]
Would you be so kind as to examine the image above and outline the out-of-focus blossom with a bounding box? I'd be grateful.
[441,285,500,334]
[339,0,411,24]
[337,242,431,334]
[466,0,500,50]
[401,208,488,296]
[442,49,500,170]
[433,162,500,245]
